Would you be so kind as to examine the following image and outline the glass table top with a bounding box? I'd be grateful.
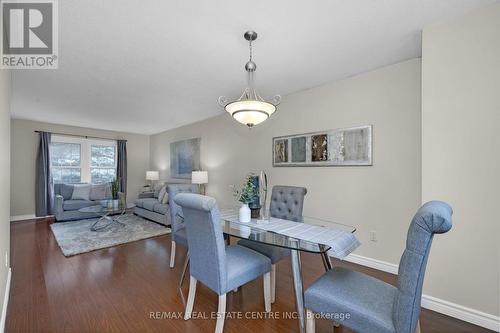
[220,210,356,254]
[79,201,135,214]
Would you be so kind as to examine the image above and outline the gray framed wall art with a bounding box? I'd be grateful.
[272,125,372,167]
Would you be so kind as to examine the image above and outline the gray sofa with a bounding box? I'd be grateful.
[54,183,112,222]
[134,185,171,226]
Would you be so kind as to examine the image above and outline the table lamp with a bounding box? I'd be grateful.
[192,170,208,195]
[146,171,159,190]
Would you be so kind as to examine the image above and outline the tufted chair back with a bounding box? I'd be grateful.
[393,201,453,333]
[174,193,227,295]
[269,186,307,222]
[167,184,199,235]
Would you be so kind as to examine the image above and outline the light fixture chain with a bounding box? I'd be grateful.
[249,39,253,62]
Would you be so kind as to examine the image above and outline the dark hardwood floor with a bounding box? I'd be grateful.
[6,218,493,333]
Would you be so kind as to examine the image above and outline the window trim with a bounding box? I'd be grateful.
[51,135,117,184]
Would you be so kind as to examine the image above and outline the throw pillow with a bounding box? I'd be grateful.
[89,184,107,201]
[161,192,169,204]
[157,186,167,203]
[71,184,91,200]
[60,184,74,200]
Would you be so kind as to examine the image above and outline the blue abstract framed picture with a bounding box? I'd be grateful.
[170,138,201,178]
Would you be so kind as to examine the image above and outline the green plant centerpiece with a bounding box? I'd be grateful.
[233,174,256,204]
[232,174,259,222]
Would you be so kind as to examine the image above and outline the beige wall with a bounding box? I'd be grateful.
[422,4,500,317]
[10,119,150,217]
[0,71,11,323]
[151,58,422,265]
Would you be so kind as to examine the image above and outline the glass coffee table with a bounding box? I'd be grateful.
[79,202,136,231]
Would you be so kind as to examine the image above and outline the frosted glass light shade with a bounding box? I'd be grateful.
[146,171,159,181]
[225,100,276,127]
[192,171,208,184]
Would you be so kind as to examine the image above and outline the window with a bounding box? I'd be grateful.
[90,144,116,184]
[50,136,117,184]
[50,142,82,183]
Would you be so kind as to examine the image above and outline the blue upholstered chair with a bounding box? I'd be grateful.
[174,193,272,333]
[238,185,307,302]
[304,201,453,333]
[166,184,199,268]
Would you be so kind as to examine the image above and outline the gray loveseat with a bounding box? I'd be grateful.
[54,183,113,222]
[134,185,171,226]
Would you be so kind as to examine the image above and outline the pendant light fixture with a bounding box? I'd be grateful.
[218,31,281,128]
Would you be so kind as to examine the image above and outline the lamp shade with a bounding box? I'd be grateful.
[146,171,159,181]
[225,100,276,127]
[192,171,208,184]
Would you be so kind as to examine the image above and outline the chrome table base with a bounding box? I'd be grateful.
[292,246,333,333]
[90,212,126,231]
[179,253,190,289]
[291,248,306,333]
[321,251,333,271]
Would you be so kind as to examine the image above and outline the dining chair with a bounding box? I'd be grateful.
[304,201,453,333]
[238,185,307,303]
[174,193,272,333]
[166,184,199,269]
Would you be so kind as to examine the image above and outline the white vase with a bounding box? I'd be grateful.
[239,203,251,223]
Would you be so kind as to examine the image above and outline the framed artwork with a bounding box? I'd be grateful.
[274,138,288,163]
[170,138,201,178]
[311,134,328,162]
[291,136,306,163]
[272,125,372,167]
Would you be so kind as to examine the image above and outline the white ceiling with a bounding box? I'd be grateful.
[11,0,498,134]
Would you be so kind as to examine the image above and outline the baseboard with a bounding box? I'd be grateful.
[10,214,51,222]
[345,253,399,274]
[0,268,11,333]
[10,214,36,222]
[344,254,500,332]
[421,295,500,332]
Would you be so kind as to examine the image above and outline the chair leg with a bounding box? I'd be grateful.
[215,294,227,333]
[416,320,421,333]
[270,264,276,303]
[263,272,271,312]
[184,276,197,320]
[306,309,315,333]
[169,241,176,268]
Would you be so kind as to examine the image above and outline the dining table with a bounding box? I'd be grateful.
[219,209,359,333]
